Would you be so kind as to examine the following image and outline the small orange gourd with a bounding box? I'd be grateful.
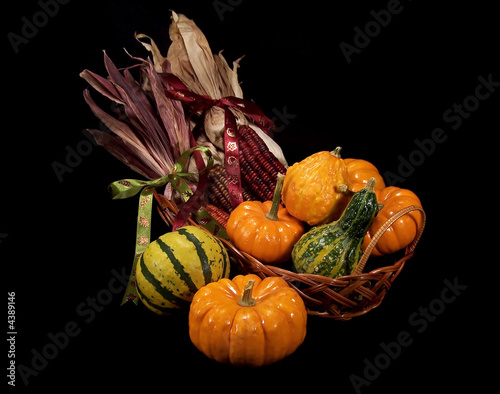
[282,147,352,226]
[189,274,308,367]
[226,173,304,264]
[363,186,423,256]
[345,158,386,192]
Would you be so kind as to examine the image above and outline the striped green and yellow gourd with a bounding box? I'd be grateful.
[136,225,230,315]
[292,178,380,278]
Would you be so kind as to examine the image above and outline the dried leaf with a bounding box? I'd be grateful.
[80,51,191,180]
[167,11,221,97]
[103,53,174,171]
[83,89,143,150]
[88,129,162,179]
[134,33,167,73]
[80,68,125,105]
[142,58,190,158]
[213,51,244,99]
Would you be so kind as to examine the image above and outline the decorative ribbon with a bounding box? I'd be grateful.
[162,73,276,209]
[109,146,225,305]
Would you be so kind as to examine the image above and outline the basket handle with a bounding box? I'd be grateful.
[354,205,426,275]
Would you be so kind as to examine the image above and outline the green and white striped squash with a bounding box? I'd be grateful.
[136,225,230,315]
[292,178,380,278]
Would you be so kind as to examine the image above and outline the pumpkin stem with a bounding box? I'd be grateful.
[238,279,256,307]
[265,173,285,221]
[337,184,354,196]
[330,146,342,158]
[365,177,376,192]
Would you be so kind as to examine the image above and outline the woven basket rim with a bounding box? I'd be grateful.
[152,190,426,320]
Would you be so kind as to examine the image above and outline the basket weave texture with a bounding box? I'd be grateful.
[154,191,426,320]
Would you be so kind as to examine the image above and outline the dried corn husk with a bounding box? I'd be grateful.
[80,52,195,201]
[166,11,243,99]
[136,11,288,167]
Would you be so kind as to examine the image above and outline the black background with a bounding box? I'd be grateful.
[3,0,498,392]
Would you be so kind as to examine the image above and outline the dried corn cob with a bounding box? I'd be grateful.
[239,142,274,201]
[206,127,287,209]
[207,174,232,213]
[204,203,230,228]
[207,165,258,212]
[239,126,287,174]
[238,125,287,201]
[207,181,233,213]
[211,165,258,202]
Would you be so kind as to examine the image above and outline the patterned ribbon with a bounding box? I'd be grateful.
[109,146,224,305]
[162,73,276,209]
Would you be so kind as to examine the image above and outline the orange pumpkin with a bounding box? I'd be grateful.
[189,274,307,367]
[226,174,304,264]
[345,158,386,192]
[363,186,423,256]
[282,147,352,226]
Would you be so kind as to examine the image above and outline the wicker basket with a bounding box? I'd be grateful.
[153,190,426,320]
